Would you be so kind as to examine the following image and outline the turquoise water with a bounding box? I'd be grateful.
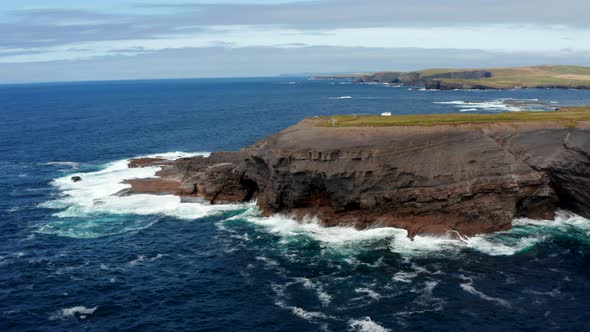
[1,78,590,331]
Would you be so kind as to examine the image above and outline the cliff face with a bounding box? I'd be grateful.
[128,120,590,237]
[355,70,494,90]
[354,66,590,90]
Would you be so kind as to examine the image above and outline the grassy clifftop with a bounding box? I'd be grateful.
[354,65,590,89]
[316,107,590,127]
[434,66,590,89]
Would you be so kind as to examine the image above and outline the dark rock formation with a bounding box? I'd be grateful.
[355,70,494,90]
[71,176,82,182]
[127,120,590,237]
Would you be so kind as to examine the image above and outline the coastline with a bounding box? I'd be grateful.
[119,110,590,238]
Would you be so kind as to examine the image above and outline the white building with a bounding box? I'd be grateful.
[381,112,392,116]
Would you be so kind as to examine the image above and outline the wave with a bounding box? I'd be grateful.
[50,306,97,320]
[433,98,557,113]
[328,96,353,100]
[45,161,80,169]
[433,99,521,112]
[271,282,335,323]
[355,287,382,300]
[349,317,390,332]
[297,277,332,307]
[128,253,165,267]
[229,206,590,257]
[39,151,241,238]
[460,276,511,308]
[39,152,590,254]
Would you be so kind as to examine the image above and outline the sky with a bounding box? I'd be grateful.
[1,0,590,83]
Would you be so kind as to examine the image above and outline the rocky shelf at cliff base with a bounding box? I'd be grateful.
[120,111,590,238]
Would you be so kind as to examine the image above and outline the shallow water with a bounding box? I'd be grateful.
[1,78,590,331]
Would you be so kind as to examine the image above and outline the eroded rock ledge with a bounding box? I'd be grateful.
[127,120,590,237]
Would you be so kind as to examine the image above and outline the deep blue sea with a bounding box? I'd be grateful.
[1,77,590,331]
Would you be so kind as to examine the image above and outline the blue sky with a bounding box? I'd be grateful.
[1,0,589,82]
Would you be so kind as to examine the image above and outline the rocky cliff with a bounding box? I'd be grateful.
[356,70,494,90]
[354,66,590,90]
[126,119,590,237]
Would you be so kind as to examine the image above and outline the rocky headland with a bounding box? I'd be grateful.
[348,65,590,90]
[122,110,590,238]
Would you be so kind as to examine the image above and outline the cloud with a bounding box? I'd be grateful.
[2,45,590,84]
[2,0,589,50]
[138,0,590,28]
[0,0,588,81]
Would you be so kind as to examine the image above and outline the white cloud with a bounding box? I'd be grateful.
[1,0,589,81]
[2,24,588,63]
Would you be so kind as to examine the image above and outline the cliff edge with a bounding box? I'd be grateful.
[353,65,590,90]
[126,111,590,237]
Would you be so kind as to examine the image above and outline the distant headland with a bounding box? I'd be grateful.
[314,65,590,90]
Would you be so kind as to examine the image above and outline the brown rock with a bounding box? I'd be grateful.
[125,120,590,237]
[125,178,181,195]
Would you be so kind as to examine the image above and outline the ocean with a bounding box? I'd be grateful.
[1,77,590,331]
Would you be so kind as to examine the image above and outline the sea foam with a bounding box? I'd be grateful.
[40,152,590,254]
[349,317,390,332]
[233,206,590,257]
[39,152,240,238]
[50,306,97,320]
[433,99,521,112]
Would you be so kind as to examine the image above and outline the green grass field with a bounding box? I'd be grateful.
[316,107,590,127]
[436,66,590,89]
[350,65,590,89]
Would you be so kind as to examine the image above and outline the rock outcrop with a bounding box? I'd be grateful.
[355,70,494,90]
[127,120,590,237]
[353,66,590,90]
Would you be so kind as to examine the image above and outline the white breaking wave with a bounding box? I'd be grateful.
[239,211,402,245]
[460,234,540,256]
[328,96,353,100]
[39,152,243,238]
[51,306,97,320]
[40,152,590,253]
[349,317,390,332]
[433,99,521,112]
[514,210,590,232]
[232,207,590,257]
[240,210,457,256]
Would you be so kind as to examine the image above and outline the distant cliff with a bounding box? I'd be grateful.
[353,65,590,90]
[125,110,590,237]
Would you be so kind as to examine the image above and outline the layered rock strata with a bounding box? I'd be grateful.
[126,120,590,237]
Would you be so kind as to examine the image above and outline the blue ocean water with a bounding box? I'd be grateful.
[1,77,590,331]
